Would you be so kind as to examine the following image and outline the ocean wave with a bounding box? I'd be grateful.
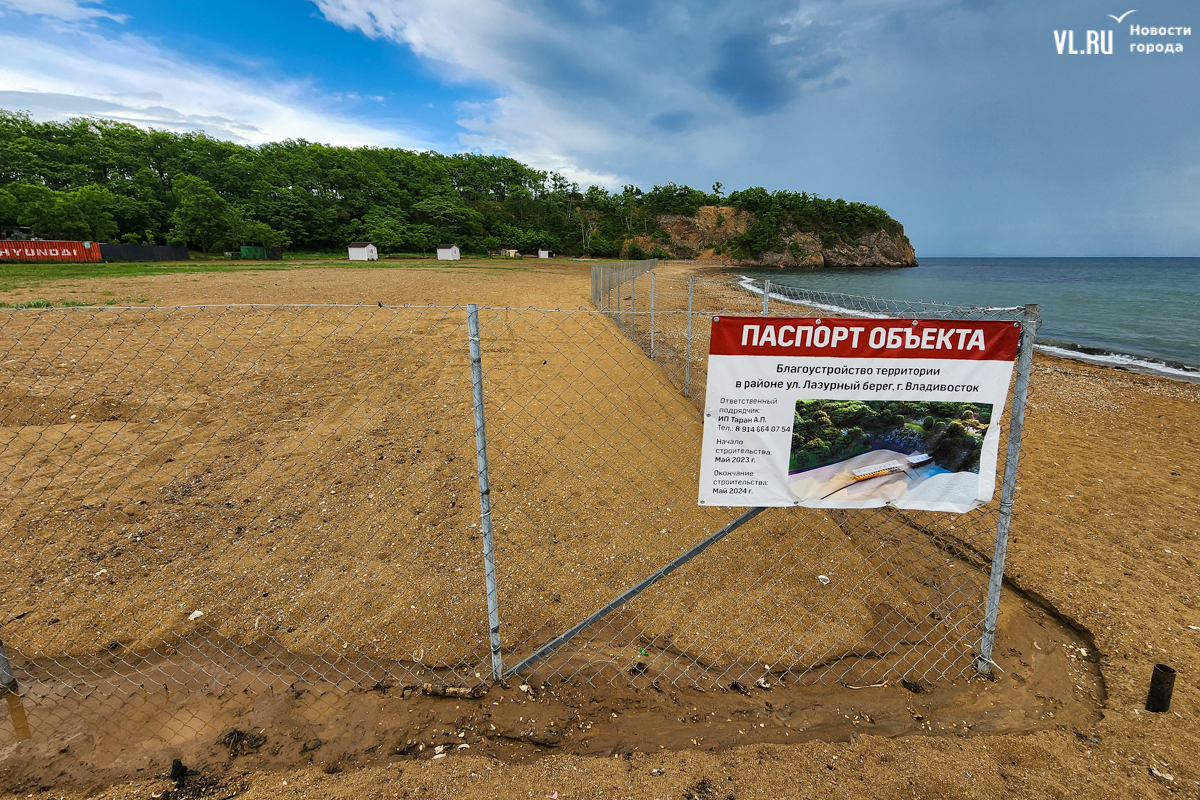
[735,276,885,318]
[736,276,1200,382]
[1034,343,1200,382]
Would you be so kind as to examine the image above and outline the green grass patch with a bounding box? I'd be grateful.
[0,261,288,292]
[0,257,540,293]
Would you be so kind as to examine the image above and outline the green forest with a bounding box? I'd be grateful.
[0,110,905,258]
[789,399,992,474]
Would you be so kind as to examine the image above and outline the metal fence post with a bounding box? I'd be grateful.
[762,279,770,315]
[467,304,504,682]
[630,271,637,338]
[0,636,29,741]
[649,271,655,357]
[977,303,1040,675]
[684,275,694,398]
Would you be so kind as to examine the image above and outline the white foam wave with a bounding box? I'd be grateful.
[735,276,885,319]
[1035,344,1200,382]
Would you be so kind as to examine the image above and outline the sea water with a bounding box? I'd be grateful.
[737,257,1200,381]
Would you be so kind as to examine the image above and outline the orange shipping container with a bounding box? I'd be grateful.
[0,240,103,262]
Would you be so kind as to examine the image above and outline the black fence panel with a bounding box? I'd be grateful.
[98,243,190,261]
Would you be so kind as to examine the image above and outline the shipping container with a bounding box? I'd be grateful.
[0,240,102,262]
[239,246,283,260]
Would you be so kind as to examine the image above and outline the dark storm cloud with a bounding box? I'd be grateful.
[709,30,799,115]
[650,110,695,133]
[314,0,1200,254]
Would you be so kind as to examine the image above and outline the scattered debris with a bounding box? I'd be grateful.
[907,702,924,720]
[729,681,752,697]
[301,738,323,753]
[169,758,187,785]
[755,676,772,690]
[842,681,888,690]
[900,679,927,694]
[218,728,267,756]
[1149,767,1174,782]
[817,575,831,585]
[649,768,664,776]
[188,609,204,621]
[629,662,649,676]
[421,683,487,698]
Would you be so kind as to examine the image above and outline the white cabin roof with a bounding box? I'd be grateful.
[851,460,903,478]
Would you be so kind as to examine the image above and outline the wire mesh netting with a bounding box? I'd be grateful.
[0,304,490,750]
[482,270,1036,689]
[0,272,1037,754]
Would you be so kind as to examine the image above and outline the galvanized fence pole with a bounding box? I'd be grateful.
[0,636,17,695]
[630,271,636,338]
[977,303,1040,675]
[684,275,694,398]
[467,303,504,681]
[615,266,620,316]
[0,636,29,741]
[762,279,770,315]
[649,271,655,357]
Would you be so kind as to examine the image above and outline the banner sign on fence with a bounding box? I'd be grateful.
[698,316,1022,513]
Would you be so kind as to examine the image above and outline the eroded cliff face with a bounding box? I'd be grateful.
[621,206,753,259]
[819,230,917,268]
[619,205,916,267]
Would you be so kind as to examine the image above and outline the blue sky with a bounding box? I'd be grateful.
[1,0,1197,256]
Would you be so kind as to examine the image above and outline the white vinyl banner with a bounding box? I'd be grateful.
[698,316,1022,513]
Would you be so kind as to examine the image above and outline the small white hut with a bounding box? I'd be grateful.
[538,248,554,259]
[348,242,378,261]
[436,243,460,261]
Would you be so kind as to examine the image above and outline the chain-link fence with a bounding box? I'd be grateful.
[0,271,1038,755]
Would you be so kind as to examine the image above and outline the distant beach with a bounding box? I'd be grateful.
[737,257,1200,382]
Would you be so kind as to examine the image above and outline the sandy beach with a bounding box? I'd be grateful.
[1,259,1197,799]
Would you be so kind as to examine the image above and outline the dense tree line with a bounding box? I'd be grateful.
[0,110,906,257]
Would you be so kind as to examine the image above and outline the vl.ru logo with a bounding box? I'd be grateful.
[1054,9,1125,54]
[1054,27,1114,54]
[1056,10,1190,55]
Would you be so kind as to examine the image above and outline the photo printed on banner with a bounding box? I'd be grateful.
[698,316,1021,513]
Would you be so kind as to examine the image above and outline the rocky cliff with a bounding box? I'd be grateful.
[621,205,916,268]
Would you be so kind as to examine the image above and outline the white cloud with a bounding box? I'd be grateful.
[0,29,427,148]
[308,0,939,189]
[0,0,124,22]
[309,0,1200,256]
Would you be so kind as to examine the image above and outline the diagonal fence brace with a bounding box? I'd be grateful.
[504,506,768,677]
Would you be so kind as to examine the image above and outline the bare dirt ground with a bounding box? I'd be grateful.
[1,259,1197,799]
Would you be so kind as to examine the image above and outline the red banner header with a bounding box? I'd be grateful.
[0,241,102,262]
[710,316,1021,361]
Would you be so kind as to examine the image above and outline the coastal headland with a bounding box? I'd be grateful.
[625,205,917,268]
[0,259,1194,799]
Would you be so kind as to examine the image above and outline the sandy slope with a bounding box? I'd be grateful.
[1,259,1197,799]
